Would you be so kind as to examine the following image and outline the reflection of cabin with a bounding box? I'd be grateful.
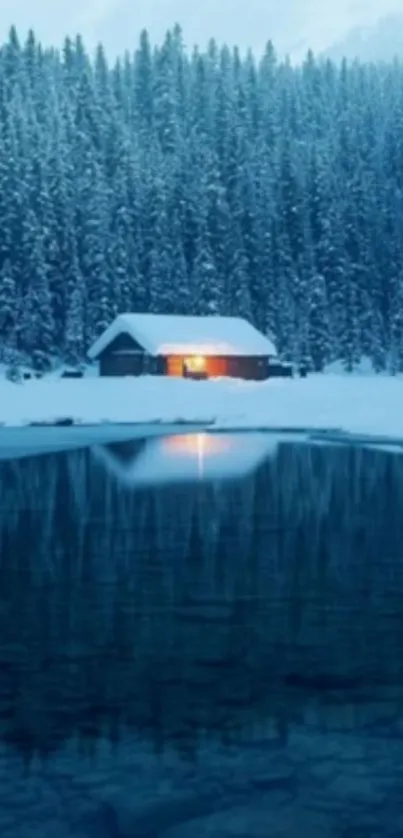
[87,313,277,380]
[92,432,280,487]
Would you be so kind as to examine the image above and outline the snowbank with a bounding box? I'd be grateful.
[0,374,402,441]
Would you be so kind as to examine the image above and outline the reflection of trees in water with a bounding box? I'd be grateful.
[0,441,403,759]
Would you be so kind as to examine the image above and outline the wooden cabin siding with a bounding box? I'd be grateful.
[98,331,166,376]
[166,356,185,377]
[102,332,145,354]
[207,357,228,377]
[100,354,144,376]
[165,355,269,380]
[100,355,166,376]
[97,330,270,380]
[231,357,269,380]
[166,356,228,378]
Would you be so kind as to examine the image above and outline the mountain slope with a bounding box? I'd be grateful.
[0,1,401,64]
[0,0,392,60]
[89,0,315,57]
[324,13,403,62]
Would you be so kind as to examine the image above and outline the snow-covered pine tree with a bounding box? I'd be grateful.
[226,224,252,321]
[0,258,17,358]
[389,272,403,374]
[0,25,400,370]
[19,210,55,369]
[134,29,154,129]
[308,272,330,372]
[192,232,223,316]
[77,146,112,342]
[153,31,181,155]
[340,277,362,373]
[169,212,191,314]
[64,248,85,364]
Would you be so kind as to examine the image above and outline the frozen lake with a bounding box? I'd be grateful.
[1,432,403,837]
[0,422,211,460]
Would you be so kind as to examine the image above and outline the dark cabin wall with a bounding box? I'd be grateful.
[101,332,145,354]
[99,331,145,376]
[99,355,167,376]
[98,332,167,376]
[97,330,271,379]
[228,357,269,380]
[100,354,144,376]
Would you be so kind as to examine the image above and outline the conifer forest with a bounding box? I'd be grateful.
[0,25,403,372]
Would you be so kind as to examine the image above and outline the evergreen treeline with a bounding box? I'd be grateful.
[0,25,403,372]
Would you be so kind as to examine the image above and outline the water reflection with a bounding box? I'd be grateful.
[92,431,279,485]
[1,435,403,836]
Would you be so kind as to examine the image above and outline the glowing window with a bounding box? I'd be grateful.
[184,356,206,372]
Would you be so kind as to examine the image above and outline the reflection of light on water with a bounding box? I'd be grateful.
[197,433,203,478]
[163,433,234,479]
[162,433,232,455]
[92,432,281,487]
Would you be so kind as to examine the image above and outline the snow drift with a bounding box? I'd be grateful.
[0,374,402,443]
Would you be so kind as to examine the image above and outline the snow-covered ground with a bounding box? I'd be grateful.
[0,374,402,443]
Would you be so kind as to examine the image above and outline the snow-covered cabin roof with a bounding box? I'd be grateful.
[88,313,277,360]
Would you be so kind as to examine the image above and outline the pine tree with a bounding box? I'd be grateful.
[226,225,252,320]
[64,251,85,363]
[0,258,17,357]
[78,154,111,341]
[308,272,330,371]
[20,211,55,369]
[192,235,222,316]
[169,213,191,314]
[134,30,154,128]
[153,31,179,154]
[389,272,403,374]
[341,279,361,373]
[0,24,400,372]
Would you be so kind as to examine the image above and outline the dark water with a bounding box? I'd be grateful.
[1,431,403,837]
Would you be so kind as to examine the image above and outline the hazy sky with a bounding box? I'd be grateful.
[0,0,401,59]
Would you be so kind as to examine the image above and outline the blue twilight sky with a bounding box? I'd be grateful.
[0,0,401,59]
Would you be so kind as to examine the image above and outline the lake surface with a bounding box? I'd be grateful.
[1,432,403,837]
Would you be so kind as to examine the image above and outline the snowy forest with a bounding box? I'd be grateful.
[1,26,403,372]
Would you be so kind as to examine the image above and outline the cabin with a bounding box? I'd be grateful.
[88,313,278,381]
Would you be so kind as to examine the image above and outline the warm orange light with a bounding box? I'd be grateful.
[185,355,206,372]
[162,433,232,456]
